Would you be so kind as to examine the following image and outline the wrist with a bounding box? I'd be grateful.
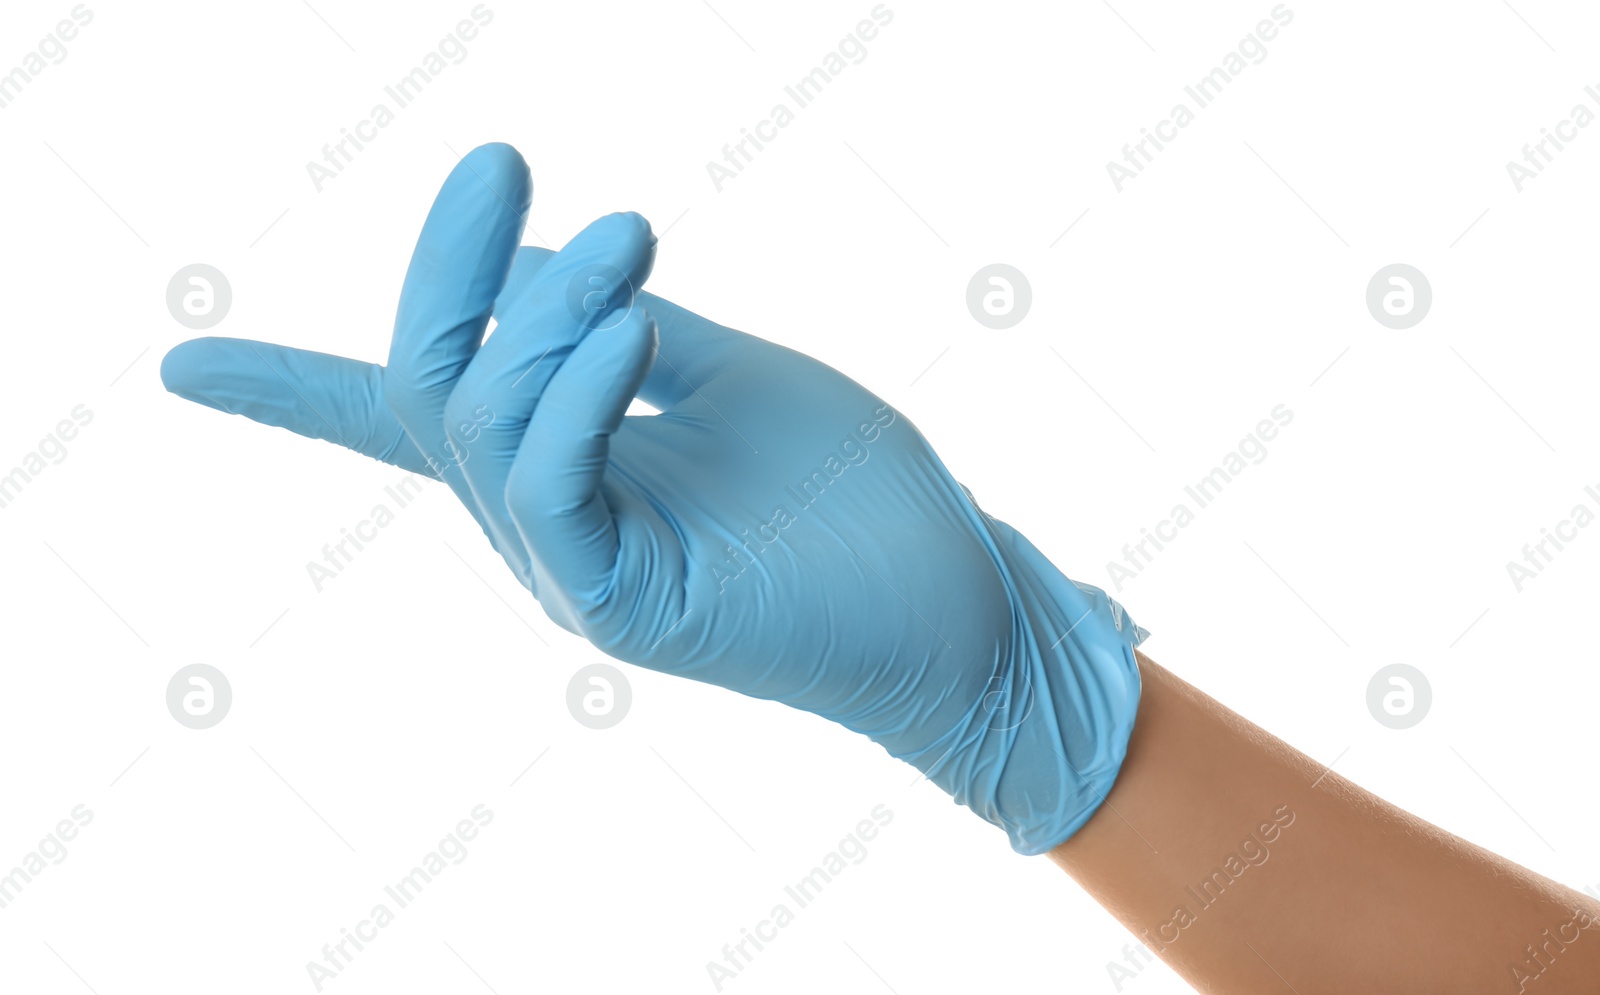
[992,568,1145,854]
[912,509,1145,854]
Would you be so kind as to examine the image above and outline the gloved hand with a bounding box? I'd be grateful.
[161,143,1147,854]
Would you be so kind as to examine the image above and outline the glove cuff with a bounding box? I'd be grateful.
[902,514,1146,855]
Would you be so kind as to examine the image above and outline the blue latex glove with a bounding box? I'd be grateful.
[161,143,1147,854]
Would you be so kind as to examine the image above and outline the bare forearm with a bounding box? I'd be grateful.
[1050,652,1600,994]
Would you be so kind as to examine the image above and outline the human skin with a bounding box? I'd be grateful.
[157,144,1599,993]
[1051,651,1600,994]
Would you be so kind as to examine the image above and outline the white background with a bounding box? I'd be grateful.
[1,1,1598,992]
